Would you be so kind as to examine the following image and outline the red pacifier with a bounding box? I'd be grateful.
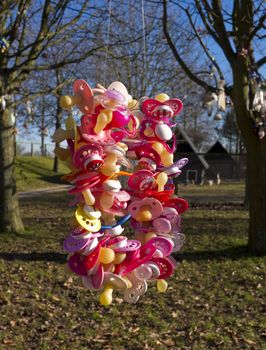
[164,197,189,214]
[141,98,183,122]
[73,144,104,171]
[135,145,161,171]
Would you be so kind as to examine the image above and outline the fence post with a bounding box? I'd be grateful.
[31,143,34,157]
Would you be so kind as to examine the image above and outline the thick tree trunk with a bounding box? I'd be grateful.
[233,66,266,254]
[0,108,24,232]
[246,141,266,254]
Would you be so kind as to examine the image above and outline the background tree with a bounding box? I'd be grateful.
[162,0,266,254]
[217,108,245,153]
[0,0,106,232]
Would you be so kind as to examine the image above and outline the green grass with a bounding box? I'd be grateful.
[179,182,245,203]
[0,193,265,349]
[15,156,69,191]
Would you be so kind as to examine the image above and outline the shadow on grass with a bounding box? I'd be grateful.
[0,251,66,263]
[0,246,252,263]
[175,245,251,262]
[20,191,70,206]
[39,174,66,185]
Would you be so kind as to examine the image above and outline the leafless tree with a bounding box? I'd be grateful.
[162,0,266,254]
[0,0,107,232]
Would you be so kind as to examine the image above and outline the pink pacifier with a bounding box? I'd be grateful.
[128,198,163,221]
[68,253,88,276]
[69,172,107,194]
[80,116,125,145]
[107,236,141,253]
[141,98,183,122]
[119,244,157,276]
[152,217,172,234]
[73,79,94,114]
[145,237,174,257]
[91,265,104,289]
[128,169,156,192]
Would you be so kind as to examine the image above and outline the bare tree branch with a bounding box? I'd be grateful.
[256,55,266,68]
[185,7,224,81]
[162,0,217,94]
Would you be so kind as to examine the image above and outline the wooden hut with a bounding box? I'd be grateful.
[205,141,236,179]
[174,126,210,183]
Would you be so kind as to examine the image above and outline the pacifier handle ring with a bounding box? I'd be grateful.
[101,214,131,230]
[110,171,133,179]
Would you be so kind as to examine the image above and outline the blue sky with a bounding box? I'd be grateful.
[16,0,265,148]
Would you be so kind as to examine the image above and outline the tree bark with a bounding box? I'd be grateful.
[246,141,266,254]
[53,144,59,173]
[53,93,62,173]
[0,108,24,232]
[232,65,266,254]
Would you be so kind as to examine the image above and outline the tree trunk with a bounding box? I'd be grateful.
[232,66,266,254]
[246,141,266,254]
[53,96,62,173]
[0,108,24,232]
[53,143,59,173]
[41,132,45,156]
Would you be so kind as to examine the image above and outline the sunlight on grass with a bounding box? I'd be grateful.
[0,193,265,349]
[15,156,69,191]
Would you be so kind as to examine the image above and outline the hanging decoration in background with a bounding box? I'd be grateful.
[0,95,8,111]
[0,37,9,53]
[53,80,189,305]
[251,81,266,140]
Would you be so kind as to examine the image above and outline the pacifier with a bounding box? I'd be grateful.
[73,144,104,171]
[141,98,183,122]
[99,272,129,305]
[164,197,189,214]
[162,158,189,177]
[128,198,163,222]
[75,206,102,232]
[149,257,174,279]
[60,79,94,113]
[135,145,161,171]
[101,89,127,111]
[128,169,156,192]
[80,115,125,145]
[68,253,89,276]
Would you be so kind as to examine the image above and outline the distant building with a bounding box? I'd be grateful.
[205,141,236,178]
[174,126,210,183]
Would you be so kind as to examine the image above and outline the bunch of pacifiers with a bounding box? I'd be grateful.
[53,80,189,305]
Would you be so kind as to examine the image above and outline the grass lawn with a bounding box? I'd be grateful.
[0,192,265,349]
[16,156,69,192]
[179,182,245,203]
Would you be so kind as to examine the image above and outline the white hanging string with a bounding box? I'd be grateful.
[141,0,147,92]
[103,0,112,86]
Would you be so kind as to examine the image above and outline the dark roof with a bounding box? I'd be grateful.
[205,140,236,163]
[207,141,229,154]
